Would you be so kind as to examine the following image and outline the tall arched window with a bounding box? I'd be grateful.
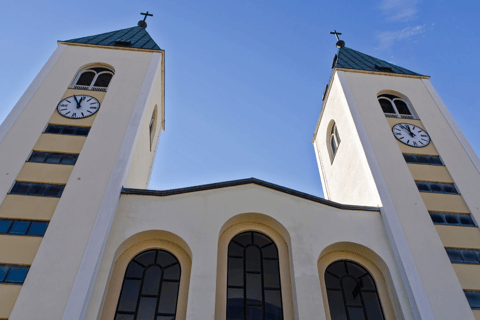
[71,67,114,91]
[329,122,341,162]
[227,231,283,320]
[114,249,181,320]
[325,260,385,320]
[377,94,415,119]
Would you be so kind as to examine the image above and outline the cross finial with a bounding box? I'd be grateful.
[141,11,153,21]
[330,30,342,41]
[330,30,345,48]
[138,11,153,28]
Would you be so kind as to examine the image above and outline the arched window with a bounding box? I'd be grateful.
[377,94,415,119]
[329,123,341,162]
[325,260,385,320]
[71,67,114,91]
[114,249,181,320]
[227,231,283,320]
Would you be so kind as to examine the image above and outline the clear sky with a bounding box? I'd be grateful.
[1,0,479,198]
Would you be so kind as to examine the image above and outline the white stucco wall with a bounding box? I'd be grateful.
[337,71,476,319]
[314,73,382,207]
[85,184,414,320]
[5,44,160,320]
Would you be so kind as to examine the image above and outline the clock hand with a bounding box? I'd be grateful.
[77,97,84,109]
[401,124,415,137]
[73,95,80,108]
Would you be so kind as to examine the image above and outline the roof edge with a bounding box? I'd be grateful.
[57,41,164,53]
[121,177,381,212]
[335,67,430,79]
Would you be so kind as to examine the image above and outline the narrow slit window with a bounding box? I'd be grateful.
[329,122,341,162]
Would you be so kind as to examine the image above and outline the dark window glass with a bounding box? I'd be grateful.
[45,125,62,134]
[465,291,480,309]
[91,67,112,73]
[94,73,113,87]
[459,215,475,226]
[75,127,90,136]
[44,125,90,137]
[61,154,78,165]
[429,156,443,165]
[0,265,8,282]
[61,126,75,135]
[463,251,479,264]
[403,154,416,163]
[416,155,429,164]
[442,184,458,194]
[394,100,411,115]
[446,248,464,263]
[76,71,95,86]
[28,152,78,165]
[378,99,395,114]
[416,182,429,192]
[326,260,385,320]
[44,185,65,197]
[11,182,31,194]
[28,222,49,236]
[10,182,64,198]
[445,214,459,225]
[114,249,180,319]
[45,153,62,164]
[29,152,48,163]
[28,184,47,196]
[4,266,29,284]
[227,231,283,320]
[9,221,30,234]
[0,220,12,233]
[429,212,445,224]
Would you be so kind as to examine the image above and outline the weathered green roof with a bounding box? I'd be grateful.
[334,46,424,76]
[61,26,161,51]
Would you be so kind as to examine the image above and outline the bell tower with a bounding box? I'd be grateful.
[0,19,164,320]
[313,40,480,319]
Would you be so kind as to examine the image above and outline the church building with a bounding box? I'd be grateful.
[0,16,479,320]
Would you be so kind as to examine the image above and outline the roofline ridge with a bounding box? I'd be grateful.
[121,177,381,212]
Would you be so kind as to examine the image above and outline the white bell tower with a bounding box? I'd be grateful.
[313,39,480,319]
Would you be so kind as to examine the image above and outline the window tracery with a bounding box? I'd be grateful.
[114,249,181,320]
[325,260,385,320]
[71,67,114,91]
[377,94,416,119]
[227,231,284,320]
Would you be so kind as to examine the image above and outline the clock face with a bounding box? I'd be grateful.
[392,123,431,147]
[57,95,100,119]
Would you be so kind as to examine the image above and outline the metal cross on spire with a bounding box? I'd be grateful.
[330,30,342,41]
[141,11,153,21]
[138,11,153,28]
[330,30,345,48]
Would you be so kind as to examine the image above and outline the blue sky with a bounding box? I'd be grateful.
[1,0,478,197]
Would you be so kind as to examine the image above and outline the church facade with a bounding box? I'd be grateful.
[0,20,479,320]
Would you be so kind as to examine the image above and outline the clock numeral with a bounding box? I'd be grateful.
[407,140,410,144]
[413,141,418,146]
[421,134,427,137]
[72,113,76,118]
[87,98,92,102]
[90,107,97,109]
[65,100,71,103]
[399,137,404,140]
[65,111,70,115]
[87,110,92,114]
[81,112,85,117]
